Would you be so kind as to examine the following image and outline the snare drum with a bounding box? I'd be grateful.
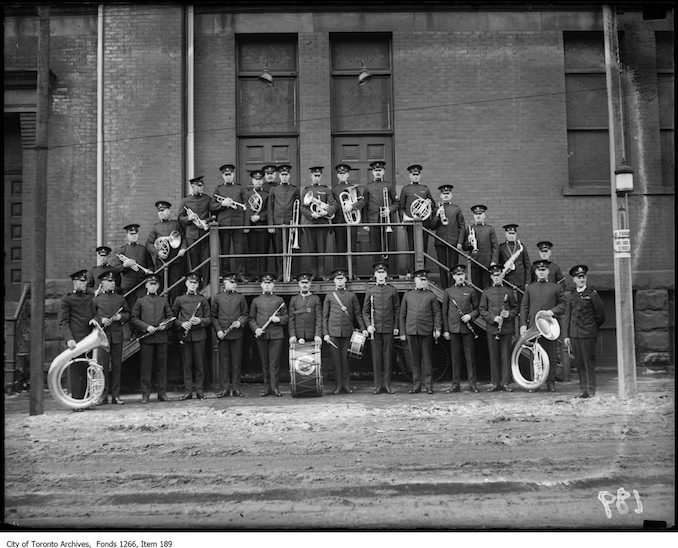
[347,330,367,360]
[289,342,323,397]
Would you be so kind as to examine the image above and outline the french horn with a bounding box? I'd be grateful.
[510,310,560,390]
[47,320,109,410]
[154,230,181,260]
[410,197,432,221]
[248,189,263,215]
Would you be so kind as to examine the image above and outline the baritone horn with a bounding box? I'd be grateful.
[303,191,333,219]
[47,320,109,410]
[154,230,181,260]
[339,186,361,224]
[510,310,560,391]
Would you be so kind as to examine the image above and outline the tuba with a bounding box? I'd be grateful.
[47,320,109,410]
[510,310,560,390]
[410,197,432,221]
[154,230,181,260]
[339,186,361,224]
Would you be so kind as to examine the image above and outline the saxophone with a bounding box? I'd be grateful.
[501,240,524,276]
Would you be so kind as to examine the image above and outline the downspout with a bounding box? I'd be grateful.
[186,5,195,193]
[97,4,104,244]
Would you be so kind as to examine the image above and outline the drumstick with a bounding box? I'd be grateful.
[326,338,338,349]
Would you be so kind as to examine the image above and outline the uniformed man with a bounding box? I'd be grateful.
[86,246,122,296]
[146,200,187,304]
[300,166,337,280]
[288,272,322,346]
[58,269,95,409]
[563,265,606,398]
[131,273,174,403]
[442,264,480,393]
[463,204,499,291]
[211,272,249,398]
[179,176,212,283]
[520,259,567,392]
[171,273,211,400]
[431,184,466,289]
[262,164,279,194]
[362,161,398,265]
[498,224,530,303]
[323,268,367,394]
[362,262,400,394]
[210,164,248,280]
[243,169,269,280]
[530,241,565,285]
[267,164,300,280]
[331,163,365,277]
[399,269,442,394]
[480,264,519,392]
[399,164,434,276]
[249,273,288,397]
[112,223,153,310]
[93,269,129,405]
[262,164,280,270]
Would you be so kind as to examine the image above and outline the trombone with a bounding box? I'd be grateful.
[214,194,246,210]
[285,199,301,282]
[380,187,393,257]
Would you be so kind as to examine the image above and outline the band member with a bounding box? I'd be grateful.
[442,264,479,393]
[210,164,248,280]
[498,224,530,307]
[563,265,606,398]
[399,164,434,276]
[211,272,249,398]
[530,241,565,285]
[112,223,153,310]
[363,161,398,264]
[243,169,269,280]
[249,273,288,397]
[520,259,567,392]
[92,269,130,405]
[179,176,212,283]
[86,246,122,295]
[300,166,337,280]
[323,268,367,394]
[131,274,174,403]
[362,262,400,394]
[171,273,211,400]
[331,163,365,277]
[58,269,96,409]
[262,164,280,270]
[463,204,499,291]
[146,200,187,304]
[288,272,322,346]
[267,164,299,279]
[480,264,519,392]
[430,184,465,289]
[399,269,442,394]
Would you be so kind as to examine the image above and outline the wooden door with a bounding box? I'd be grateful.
[238,137,299,187]
[4,171,23,301]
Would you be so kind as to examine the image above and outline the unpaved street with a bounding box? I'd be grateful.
[3,370,674,530]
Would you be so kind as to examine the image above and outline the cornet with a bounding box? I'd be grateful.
[436,203,449,226]
[116,253,153,275]
[468,226,478,252]
[154,230,181,260]
[339,186,361,224]
[184,206,209,230]
[215,194,246,210]
[303,191,334,219]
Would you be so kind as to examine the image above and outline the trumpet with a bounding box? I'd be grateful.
[247,189,263,215]
[339,185,361,224]
[437,203,449,225]
[116,253,153,275]
[381,187,393,233]
[410,196,432,221]
[215,194,247,210]
[468,226,478,252]
[303,191,334,219]
[184,206,209,231]
[154,230,181,260]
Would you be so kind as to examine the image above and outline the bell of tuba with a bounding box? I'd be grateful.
[154,230,181,260]
[410,197,432,221]
[339,186,361,224]
[510,310,560,390]
[47,320,109,410]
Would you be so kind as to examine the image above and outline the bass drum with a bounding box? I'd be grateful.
[289,342,323,397]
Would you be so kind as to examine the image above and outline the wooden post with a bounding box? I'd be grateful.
[413,220,425,272]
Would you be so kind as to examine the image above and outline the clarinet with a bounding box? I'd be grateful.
[369,295,375,340]
[137,317,176,341]
[495,294,508,340]
[179,302,201,345]
[451,298,478,339]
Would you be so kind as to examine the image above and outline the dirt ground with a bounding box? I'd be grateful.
[3,368,675,531]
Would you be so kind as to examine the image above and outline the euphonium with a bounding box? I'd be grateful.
[437,202,449,226]
[303,191,333,219]
[410,196,432,221]
[339,186,361,224]
[154,230,181,260]
[47,320,109,410]
[247,189,263,215]
[510,310,560,390]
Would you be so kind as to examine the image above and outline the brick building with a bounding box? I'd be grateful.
[3,2,674,383]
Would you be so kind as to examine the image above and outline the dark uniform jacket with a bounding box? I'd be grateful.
[112,242,153,292]
[520,280,567,329]
[245,187,268,227]
[498,241,531,288]
[399,183,433,224]
[300,184,338,225]
[145,218,187,264]
[59,291,95,343]
[563,287,606,339]
[179,194,212,240]
[249,294,288,340]
[331,182,366,225]
[210,183,248,226]
[362,283,400,334]
[86,262,123,292]
[210,290,249,340]
[171,292,211,342]
[131,293,174,344]
[479,284,519,336]
[362,181,398,223]
[288,293,322,340]
[442,284,479,334]
[268,183,300,225]
[93,291,130,344]
[430,202,465,248]
[530,261,565,285]
[399,288,442,336]
[463,223,499,268]
[323,289,365,338]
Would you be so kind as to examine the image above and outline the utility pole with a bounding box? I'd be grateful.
[29,6,50,415]
[603,5,637,399]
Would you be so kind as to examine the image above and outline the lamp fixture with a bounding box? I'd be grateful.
[258,61,274,86]
[357,59,372,86]
[614,162,634,194]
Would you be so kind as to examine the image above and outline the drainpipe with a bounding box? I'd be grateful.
[97,4,104,244]
[186,5,195,193]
